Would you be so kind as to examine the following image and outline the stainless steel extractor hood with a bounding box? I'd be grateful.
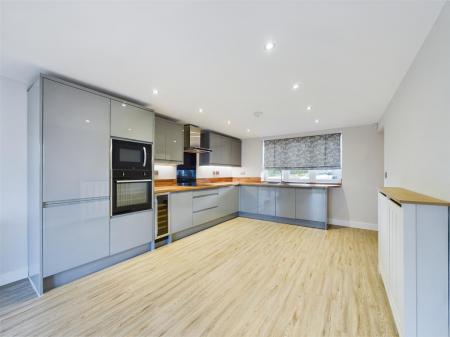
[184,124,212,153]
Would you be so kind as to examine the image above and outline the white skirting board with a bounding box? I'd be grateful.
[328,218,378,231]
[0,267,28,287]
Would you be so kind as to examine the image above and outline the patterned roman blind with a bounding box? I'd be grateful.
[264,133,341,169]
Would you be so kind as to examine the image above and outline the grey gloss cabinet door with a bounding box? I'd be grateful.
[258,187,276,216]
[295,188,327,222]
[170,191,193,233]
[43,200,110,277]
[43,79,110,202]
[111,100,154,143]
[155,117,183,163]
[231,138,242,166]
[165,122,184,162]
[154,117,167,160]
[110,210,153,255]
[239,186,258,213]
[276,188,296,218]
[219,186,239,217]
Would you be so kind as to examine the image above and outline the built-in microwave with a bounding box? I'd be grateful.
[112,138,152,171]
[111,139,153,216]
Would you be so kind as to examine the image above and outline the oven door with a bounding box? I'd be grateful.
[112,179,152,215]
[112,139,152,171]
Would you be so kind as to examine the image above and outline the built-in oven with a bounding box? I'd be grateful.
[111,139,153,216]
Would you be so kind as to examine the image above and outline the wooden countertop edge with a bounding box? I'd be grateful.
[155,182,341,194]
[379,187,450,207]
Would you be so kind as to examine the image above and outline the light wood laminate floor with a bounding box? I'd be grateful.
[0,218,397,337]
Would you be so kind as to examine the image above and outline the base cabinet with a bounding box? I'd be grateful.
[43,200,110,277]
[240,186,258,213]
[295,188,327,222]
[110,210,153,255]
[258,187,276,216]
[275,188,296,218]
[170,191,194,233]
[219,186,239,217]
[378,192,448,337]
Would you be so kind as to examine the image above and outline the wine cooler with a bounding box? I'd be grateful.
[155,194,170,239]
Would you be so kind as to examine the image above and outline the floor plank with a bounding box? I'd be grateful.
[0,218,398,337]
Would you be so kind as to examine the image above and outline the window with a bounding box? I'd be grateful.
[263,133,342,184]
[264,168,282,182]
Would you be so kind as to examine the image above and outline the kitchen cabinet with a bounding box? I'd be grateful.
[43,199,110,277]
[111,99,154,143]
[295,188,327,222]
[275,188,296,218]
[230,138,242,166]
[42,78,110,202]
[155,117,184,163]
[110,210,153,255]
[219,186,239,217]
[258,187,276,216]
[200,131,241,166]
[170,191,193,233]
[378,190,449,337]
[239,186,258,213]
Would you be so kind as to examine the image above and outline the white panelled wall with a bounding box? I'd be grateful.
[0,76,28,286]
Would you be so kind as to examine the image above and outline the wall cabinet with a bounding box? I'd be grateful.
[378,191,449,337]
[170,191,193,233]
[199,131,241,166]
[43,200,110,277]
[275,188,296,218]
[111,99,154,143]
[239,186,259,213]
[110,210,153,255]
[155,117,184,163]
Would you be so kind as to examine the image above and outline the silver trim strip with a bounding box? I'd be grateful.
[116,179,152,183]
[43,196,110,208]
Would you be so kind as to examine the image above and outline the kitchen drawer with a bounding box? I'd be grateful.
[193,188,220,197]
[193,192,219,212]
[193,207,220,226]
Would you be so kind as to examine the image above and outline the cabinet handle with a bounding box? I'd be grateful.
[143,146,147,167]
[116,179,152,183]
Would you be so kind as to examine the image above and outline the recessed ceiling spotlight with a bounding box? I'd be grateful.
[121,103,127,107]
[85,119,91,124]
[152,88,159,95]
[264,41,275,51]
[246,128,251,133]
[198,108,204,113]
[227,120,231,125]
[306,105,312,111]
[292,83,301,90]
[314,119,319,124]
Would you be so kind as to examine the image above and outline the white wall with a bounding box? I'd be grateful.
[382,3,450,202]
[0,76,28,286]
[241,124,384,229]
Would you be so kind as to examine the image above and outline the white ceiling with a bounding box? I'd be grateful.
[1,1,445,138]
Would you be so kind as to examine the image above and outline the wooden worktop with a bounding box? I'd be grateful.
[155,182,341,194]
[379,187,450,206]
